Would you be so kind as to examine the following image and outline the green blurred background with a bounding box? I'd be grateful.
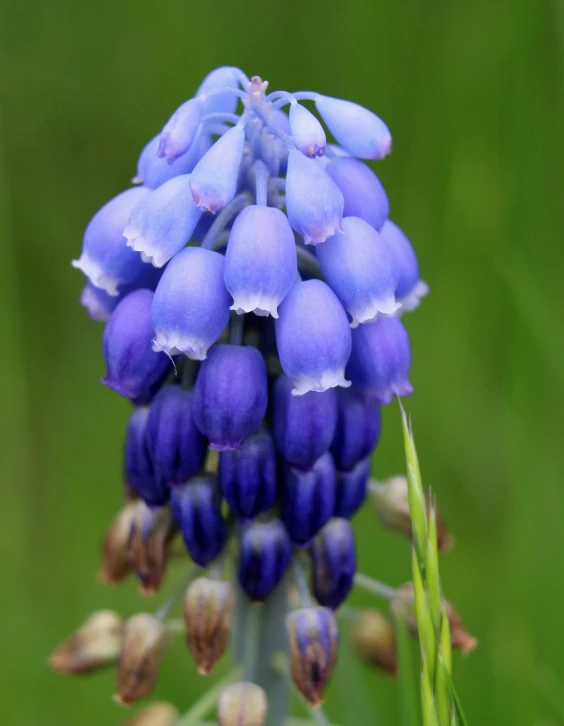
[1,0,563,724]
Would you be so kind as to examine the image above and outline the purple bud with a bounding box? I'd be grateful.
[124,175,203,268]
[192,344,268,451]
[325,157,389,232]
[190,126,245,213]
[346,317,413,404]
[315,95,392,160]
[317,216,399,327]
[282,452,336,546]
[219,430,277,521]
[73,188,151,296]
[331,388,382,471]
[275,280,352,395]
[146,385,207,486]
[238,520,292,602]
[102,289,171,401]
[133,133,212,190]
[310,518,356,610]
[170,477,227,567]
[289,103,326,158]
[334,457,371,518]
[151,248,231,360]
[197,66,241,116]
[273,375,337,472]
[380,220,429,312]
[285,151,344,245]
[124,408,169,508]
[224,205,297,318]
[158,97,204,165]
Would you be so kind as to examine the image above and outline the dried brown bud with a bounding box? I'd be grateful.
[128,502,177,595]
[391,584,477,655]
[287,607,339,707]
[217,682,268,726]
[184,577,236,675]
[115,614,172,706]
[350,609,397,676]
[118,702,179,726]
[49,610,124,675]
[99,503,138,585]
[373,476,453,552]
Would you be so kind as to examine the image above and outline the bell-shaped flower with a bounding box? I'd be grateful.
[124,407,169,508]
[219,430,277,521]
[285,151,344,245]
[275,280,352,395]
[346,317,413,404]
[146,385,208,486]
[190,126,245,213]
[151,247,231,360]
[133,133,212,190]
[289,102,326,158]
[282,452,336,546]
[334,457,371,519]
[224,205,297,318]
[317,216,400,327]
[286,607,339,706]
[380,220,429,312]
[238,520,292,602]
[170,477,227,567]
[158,97,204,165]
[310,518,356,610]
[73,187,151,296]
[124,174,203,267]
[192,344,268,450]
[273,375,337,472]
[315,95,392,160]
[330,387,382,471]
[102,289,171,402]
[197,66,242,116]
[325,157,389,231]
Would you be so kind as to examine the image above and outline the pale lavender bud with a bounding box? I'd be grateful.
[190,126,245,213]
[325,157,389,231]
[158,97,204,165]
[289,102,326,158]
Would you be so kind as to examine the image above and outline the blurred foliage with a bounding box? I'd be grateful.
[1,0,563,724]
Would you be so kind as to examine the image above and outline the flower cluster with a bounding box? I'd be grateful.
[61,68,448,723]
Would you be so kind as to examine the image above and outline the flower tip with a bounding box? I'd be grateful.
[112,693,132,708]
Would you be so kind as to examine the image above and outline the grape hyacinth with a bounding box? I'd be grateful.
[57,67,474,726]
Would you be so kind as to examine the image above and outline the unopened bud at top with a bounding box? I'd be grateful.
[350,609,397,676]
[118,702,179,726]
[218,682,268,726]
[184,577,236,675]
[190,126,245,213]
[158,97,204,165]
[49,611,124,675]
[287,606,339,706]
[391,584,477,655]
[115,613,172,706]
[373,475,453,552]
[289,102,326,158]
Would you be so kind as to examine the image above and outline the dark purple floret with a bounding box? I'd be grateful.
[330,388,382,471]
[238,520,292,602]
[334,457,371,518]
[310,518,356,610]
[124,407,169,508]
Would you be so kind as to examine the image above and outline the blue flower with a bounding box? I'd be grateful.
[310,518,356,610]
[192,344,268,451]
[238,520,292,602]
[123,174,203,268]
[289,103,326,158]
[346,317,413,404]
[380,220,429,312]
[101,289,171,402]
[334,457,371,519]
[330,388,382,471]
[158,97,205,165]
[315,95,392,160]
[285,151,344,245]
[197,66,242,116]
[190,126,245,213]
[124,407,169,508]
[219,430,277,521]
[151,247,231,360]
[275,280,351,395]
[133,133,211,190]
[170,477,227,567]
[224,205,297,317]
[73,187,151,296]
[273,375,337,472]
[316,216,400,326]
[282,452,336,546]
[325,157,389,232]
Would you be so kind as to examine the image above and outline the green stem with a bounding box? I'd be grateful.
[354,572,398,601]
[173,666,243,726]
[154,566,198,622]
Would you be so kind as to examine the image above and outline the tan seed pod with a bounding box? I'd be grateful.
[217,682,268,726]
[117,701,179,726]
[350,609,397,676]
